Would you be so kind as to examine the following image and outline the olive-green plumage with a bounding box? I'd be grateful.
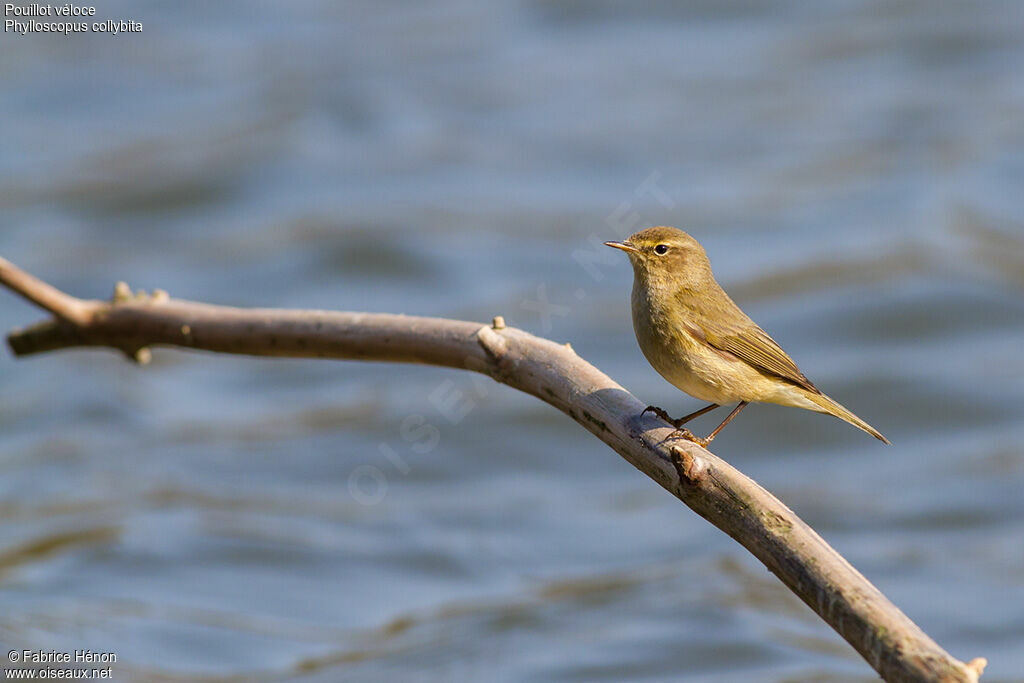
[606,226,889,444]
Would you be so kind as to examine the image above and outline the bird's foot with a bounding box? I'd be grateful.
[666,428,711,449]
[641,405,687,429]
[642,405,714,447]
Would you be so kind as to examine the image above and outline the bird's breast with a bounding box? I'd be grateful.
[630,280,758,405]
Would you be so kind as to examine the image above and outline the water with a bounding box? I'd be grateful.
[2,1,1023,680]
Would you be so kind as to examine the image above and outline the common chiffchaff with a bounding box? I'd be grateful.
[605,226,889,446]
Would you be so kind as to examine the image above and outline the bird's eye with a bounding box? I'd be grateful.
[654,244,669,255]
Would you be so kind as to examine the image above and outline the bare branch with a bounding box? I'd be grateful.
[0,255,97,326]
[1,257,986,682]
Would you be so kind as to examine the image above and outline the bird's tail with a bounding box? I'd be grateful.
[805,391,890,444]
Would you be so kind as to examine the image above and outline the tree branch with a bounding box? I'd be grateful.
[0,257,986,682]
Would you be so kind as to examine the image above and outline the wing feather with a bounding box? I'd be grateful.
[674,284,819,394]
[700,320,818,393]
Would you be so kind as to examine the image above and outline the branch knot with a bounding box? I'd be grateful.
[476,324,509,361]
[670,445,706,485]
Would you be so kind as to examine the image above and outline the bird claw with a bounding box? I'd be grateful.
[642,405,685,429]
[643,405,714,447]
[641,405,664,419]
[666,428,711,448]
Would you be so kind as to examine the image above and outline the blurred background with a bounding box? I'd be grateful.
[2,1,1023,680]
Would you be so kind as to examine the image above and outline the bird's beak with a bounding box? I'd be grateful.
[604,240,639,254]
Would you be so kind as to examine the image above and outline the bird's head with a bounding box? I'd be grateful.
[604,226,712,289]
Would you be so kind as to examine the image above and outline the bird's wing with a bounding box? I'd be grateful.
[702,321,818,394]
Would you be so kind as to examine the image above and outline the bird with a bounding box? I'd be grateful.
[604,226,889,447]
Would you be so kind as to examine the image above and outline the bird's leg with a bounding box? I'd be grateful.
[642,403,720,430]
[676,401,749,448]
[643,403,722,443]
